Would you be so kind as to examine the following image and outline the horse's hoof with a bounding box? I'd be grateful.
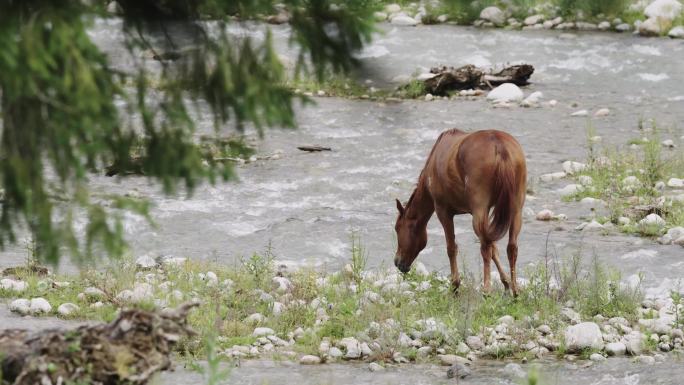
[451,280,461,295]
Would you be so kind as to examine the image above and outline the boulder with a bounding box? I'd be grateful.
[57,303,80,316]
[564,322,604,352]
[391,15,418,26]
[524,14,544,25]
[9,299,31,315]
[29,298,52,314]
[669,26,684,38]
[480,6,505,26]
[639,17,664,36]
[299,355,321,365]
[605,341,627,356]
[644,0,683,20]
[486,83,524,103]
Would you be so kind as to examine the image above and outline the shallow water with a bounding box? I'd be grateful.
[2,22,684,384]
[3,24,684,287]
[157,357,684,385]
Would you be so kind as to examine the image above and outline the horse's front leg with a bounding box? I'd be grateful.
[436,208,460,292]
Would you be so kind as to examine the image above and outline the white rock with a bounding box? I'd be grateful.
[0,278,28,292]
[638,213,666,229]
[561,307,582,324]
[616,23,632,32]
[391,15,418,26]
[329,347,344,358]
[667,177,684,187]
[373,11,388,21]
[580,220,604,232]
[486,83,524,103]
[524,14,544,25]
[598,21,611,30]
[675,235,684,246]
[480,6,505,25]
[29,298,52,314]
[536,209,555,221]
[369,362,385,372]
[639,17,663,36]
[424,93,434,101]
[662,139,676,148]
[299,355,321,365]
[571,109,589,117]
[562,161,587,175]
[590,353,606,361]
[135,255,157,269]
[605,341,627,356]
[273,276,292,293]
[84,287,106,299]
[539,172,566,182]
[636,355,655,364]
[669,25,684,38]
[565,322,604,352]
[9,299,31,315]
[253,327,275,337]
[205,271,218,286]
[594,108,610,117]
[557,184,583,196]
[245,313,266,324]
[466,336,484,350]
[340,337,362,359]
[57,303,79,316]
[548,99,558,106]
[438,354,469,366]
[645,0,683,20]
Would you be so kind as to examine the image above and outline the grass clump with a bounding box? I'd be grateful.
[569,121,684,236]
[1,239,643,365]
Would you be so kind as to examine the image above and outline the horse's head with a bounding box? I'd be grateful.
[394,198,427,273]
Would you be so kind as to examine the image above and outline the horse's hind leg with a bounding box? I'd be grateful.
[491,244,511,293]
[507,210,522,297]
[472,210,493,294]
[436,208,460,292]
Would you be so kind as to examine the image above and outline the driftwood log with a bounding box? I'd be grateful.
[423,64,535,96]
[297,145,331,152]
[0,302,199,385]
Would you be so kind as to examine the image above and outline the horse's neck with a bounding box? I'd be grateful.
[406,177,434,225]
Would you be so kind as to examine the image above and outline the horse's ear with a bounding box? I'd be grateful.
[395,198,405,216]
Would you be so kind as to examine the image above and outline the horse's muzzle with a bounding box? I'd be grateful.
[394,258,410,273]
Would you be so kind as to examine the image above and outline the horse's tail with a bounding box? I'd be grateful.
[481,142,517,243]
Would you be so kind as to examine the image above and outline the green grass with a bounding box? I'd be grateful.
[1,244,643,364]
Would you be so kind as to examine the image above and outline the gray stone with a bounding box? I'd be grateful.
[590,353,606,361]
[57,303,79,316]
[669,26,684,38]
[29,297,52,314]
[299,355,321,365]
[615,23,632,32]
[438,354,469,366]
[479,6,505,26]
[605,342,626,356]
[561,307,581,324]
[9,299,31,315]
[447,363,471,379]
[369,362,385,372]
[466,335,484,351]
[524,14,544,25]
[564,322,604,352]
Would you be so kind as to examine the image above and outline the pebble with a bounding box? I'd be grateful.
[571,109,588,117]
[438,354,469,366]
[9,298,31,315]
[57,303,80,316]
[594,108,610,117]
[590,353,606,361]
[369,362,385,372]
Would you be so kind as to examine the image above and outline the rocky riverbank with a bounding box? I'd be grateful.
[1,253,683,379]
[373,0,684,38]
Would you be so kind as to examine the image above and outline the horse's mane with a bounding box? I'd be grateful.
[405,128,463,208]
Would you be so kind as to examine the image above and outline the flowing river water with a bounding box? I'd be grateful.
[2,21,684,384]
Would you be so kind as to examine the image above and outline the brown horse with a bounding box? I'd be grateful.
[394,128,527,295]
